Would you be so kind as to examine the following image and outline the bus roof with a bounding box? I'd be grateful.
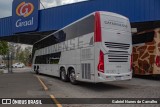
[34,11,129,45]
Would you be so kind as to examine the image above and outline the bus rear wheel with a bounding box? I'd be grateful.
[60,68,68,82]
[69,69,77,85]
[36,70,39,74]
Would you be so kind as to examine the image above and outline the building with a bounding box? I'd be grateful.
[0,0,159,44]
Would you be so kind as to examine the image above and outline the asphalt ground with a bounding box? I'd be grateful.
[39,73,160,107]
[0,68,57,107]
[0,67,160,107]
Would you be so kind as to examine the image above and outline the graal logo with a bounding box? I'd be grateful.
[2,99,11,104]
[16,2,34,17]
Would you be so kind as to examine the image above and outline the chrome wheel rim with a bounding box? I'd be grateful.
[61,71,65,80]
[70,72,76,82]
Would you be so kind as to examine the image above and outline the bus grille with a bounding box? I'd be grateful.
[81,63,91,79]
[105,42,130,50]
[108,54,128,62]
[105,42,130,62]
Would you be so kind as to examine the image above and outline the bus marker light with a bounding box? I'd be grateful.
[98,50,104,73]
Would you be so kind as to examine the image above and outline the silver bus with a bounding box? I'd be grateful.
[32,11,132,84]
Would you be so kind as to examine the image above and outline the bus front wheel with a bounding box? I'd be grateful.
[69,69,77,85]
[36,66,39,74]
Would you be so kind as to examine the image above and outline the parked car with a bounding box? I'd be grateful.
[12,63,25,68]
[0,64,6,69]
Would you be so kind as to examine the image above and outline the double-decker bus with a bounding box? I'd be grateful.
[132,28,160,76]
[32,11,132,84]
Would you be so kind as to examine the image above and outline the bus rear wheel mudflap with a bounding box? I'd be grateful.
[36,66,39,74]
[60,68,69,82]
[69,69,77,85]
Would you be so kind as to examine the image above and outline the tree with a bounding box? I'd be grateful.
[24,46,32,65]
[0,41,9,55]
[16,46,32,65]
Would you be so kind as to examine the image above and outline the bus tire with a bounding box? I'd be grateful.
[60,68,68,82]
[36,66,39,74]
[34,66,36,71]
[69,69,77,85]
[36,70,39,74]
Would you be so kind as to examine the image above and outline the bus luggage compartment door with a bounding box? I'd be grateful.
[80,47,95,82]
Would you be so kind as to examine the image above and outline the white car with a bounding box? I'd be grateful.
[0,64,6,69]
[12,63,25,68]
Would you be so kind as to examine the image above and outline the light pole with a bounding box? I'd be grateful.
[7,52,12,73]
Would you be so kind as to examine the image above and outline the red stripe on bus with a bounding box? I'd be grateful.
[94,12,102,42]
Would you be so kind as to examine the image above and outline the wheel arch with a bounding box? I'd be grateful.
[59,66,67,77]
[67,66,75,76]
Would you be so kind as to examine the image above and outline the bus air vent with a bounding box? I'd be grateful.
[81,63,91,79]
[107,50,129,62]
[105,42,130,50]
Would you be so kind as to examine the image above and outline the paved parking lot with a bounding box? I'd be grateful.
[0,68,159,107]
[38,73,160,98]
[0,68,56,107]
[39,73,160,107]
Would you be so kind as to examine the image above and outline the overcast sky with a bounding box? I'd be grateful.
[0,0,87,18]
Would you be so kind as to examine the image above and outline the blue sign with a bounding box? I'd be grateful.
[12,0,39,33]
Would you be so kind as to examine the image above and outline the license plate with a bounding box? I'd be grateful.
[115,76,122,80]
